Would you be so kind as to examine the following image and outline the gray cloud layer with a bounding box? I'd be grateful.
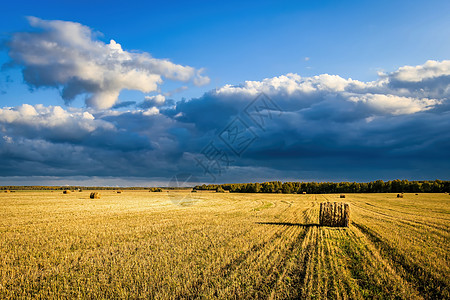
[1,59,449,184]
[6,17,209,109]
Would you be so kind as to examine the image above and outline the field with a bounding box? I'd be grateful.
[0,191,448,299]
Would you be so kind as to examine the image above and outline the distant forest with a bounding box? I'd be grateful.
[0,186,168,191]
[1,179,449,193]
[194,180,450,194]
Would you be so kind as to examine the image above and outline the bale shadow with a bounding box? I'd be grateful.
[256,222,320,227]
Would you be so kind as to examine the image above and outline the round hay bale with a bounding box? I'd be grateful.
[63,190,71,194]
[90,192,100,199]
[302,192,307,195]
[340,194,346,198]
[319,202,350,227]
[397,194,403,198]
[4,190,10,193]
[117,191,122,193]
[79,190,83,192]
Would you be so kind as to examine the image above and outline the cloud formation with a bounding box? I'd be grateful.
[0,60,449,183]
[6,17,210,109]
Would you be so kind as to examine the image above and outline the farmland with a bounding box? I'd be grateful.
[0,191,448,299]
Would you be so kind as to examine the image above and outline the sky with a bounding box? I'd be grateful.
[0,0,449,186]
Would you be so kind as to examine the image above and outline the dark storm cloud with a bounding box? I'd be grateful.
[1,60,450,183]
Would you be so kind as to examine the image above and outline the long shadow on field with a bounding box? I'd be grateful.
[256,222,320,227]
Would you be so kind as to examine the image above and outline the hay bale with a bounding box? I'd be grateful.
[340,194,345,198]
[63,190,71,194]
[4,190,10,193]
[90,192,100,199]
[397,194,403,198]
[415,193,419,195]
[79,190,83,192]
[319,202,350,227]
[302,192,306,195]
[117,191,122,193]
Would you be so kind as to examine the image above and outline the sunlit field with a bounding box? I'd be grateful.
[0,191,448,299]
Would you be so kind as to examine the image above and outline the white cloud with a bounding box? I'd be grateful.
[142,107,160,116]
[217,73,366,96]
[215,60,448,116]
[347,94,440,115]
[7,17,210,109]
[144,94,165,105]
[0,104,114,139]
[389,60,450,82]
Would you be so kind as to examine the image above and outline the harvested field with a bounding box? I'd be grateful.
[0,191,448,298]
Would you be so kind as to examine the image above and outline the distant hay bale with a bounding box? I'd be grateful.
[79,190,82,192]
[117,191,122,193]
[340,194,345,198]
[63,190,71,194]
[397,194,403,198]
[415,193,419,195]
[319,202,350,227]
[4,190,10,193]
[303,192,306,195]
[90,192,100,199]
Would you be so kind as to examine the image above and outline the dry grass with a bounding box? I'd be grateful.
[0,191,448,298]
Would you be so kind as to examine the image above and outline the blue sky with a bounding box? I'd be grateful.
[0,0,449,186]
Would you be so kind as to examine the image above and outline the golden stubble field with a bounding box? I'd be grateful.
[0,190,448,299]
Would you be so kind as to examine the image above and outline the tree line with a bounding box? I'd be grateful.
[0,186,161,191]
[194,180,450,194]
